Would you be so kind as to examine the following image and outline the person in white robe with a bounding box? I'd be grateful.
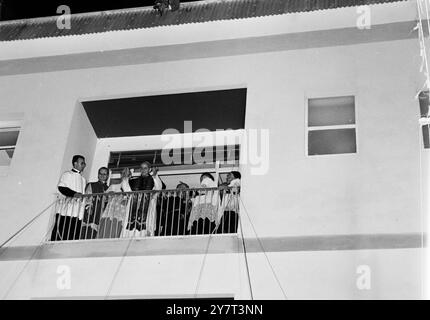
[216,171,241,233]
[187,173,219,233]
[98,168,132,239]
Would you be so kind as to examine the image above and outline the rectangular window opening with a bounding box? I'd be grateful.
[0,126,20,167]
[307,95,357,156]
[107,145,240,187]
[419,91,430,149]
[423,124,430,149]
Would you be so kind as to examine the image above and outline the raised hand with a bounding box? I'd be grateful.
[151,167,159,176]
[121,167,131,180]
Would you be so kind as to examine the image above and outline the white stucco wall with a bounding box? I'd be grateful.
[0,246,422,300]
[0,34,425,299]
[0,38,423,245]
[0,253,243,300]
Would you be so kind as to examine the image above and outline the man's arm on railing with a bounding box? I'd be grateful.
[57,171,83,198]
[58,186,77,197]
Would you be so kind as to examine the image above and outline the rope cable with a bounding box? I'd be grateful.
[239,197,288,300]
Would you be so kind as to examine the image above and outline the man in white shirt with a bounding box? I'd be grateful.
[50,155,87,241]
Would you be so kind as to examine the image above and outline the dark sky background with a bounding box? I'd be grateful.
[0,0,195,21]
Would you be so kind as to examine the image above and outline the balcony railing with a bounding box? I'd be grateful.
[47,186,240,242]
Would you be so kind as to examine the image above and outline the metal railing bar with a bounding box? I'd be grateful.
[74,186,235,197]
[47,186,240,241]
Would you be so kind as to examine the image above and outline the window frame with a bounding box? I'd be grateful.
[304,92,359,158]
[0,120,22,172]
[106,146,241,187]
[418,91,430,151]
[90,130,244,187]
[422,124,430,151]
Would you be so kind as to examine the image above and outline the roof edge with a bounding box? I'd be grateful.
[0,0,220,26]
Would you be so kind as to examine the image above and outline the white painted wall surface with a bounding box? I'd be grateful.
[0,248,422,299]
[0,35,425,299]
[0,38,423,245]
[0,254,241,300]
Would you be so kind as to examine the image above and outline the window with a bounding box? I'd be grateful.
[107,145,240,187]
[423,125,430,149]
[108,145,239,171]
[307,96,357,156]
[0,123,20,169]
[419,91,430,149]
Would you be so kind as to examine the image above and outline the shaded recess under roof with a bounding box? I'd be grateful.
[82,88,247,138]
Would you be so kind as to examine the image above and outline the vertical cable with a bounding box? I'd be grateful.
[104,236,134,299]
[239,198,288,299]
[193,229,213,298]
[238,208,254,300]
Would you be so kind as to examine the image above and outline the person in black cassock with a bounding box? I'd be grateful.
[80,167,109,239]
[156,182,191,236]
[126,161,165,234]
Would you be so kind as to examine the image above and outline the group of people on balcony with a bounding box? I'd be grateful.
[50,155,241,241]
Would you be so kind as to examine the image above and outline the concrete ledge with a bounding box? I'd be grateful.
[0,233,424,261]
[0,21,418,76]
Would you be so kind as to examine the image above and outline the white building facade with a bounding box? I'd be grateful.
[0,0,427,299]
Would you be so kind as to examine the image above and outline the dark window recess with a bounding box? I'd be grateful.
[418,91,430,149]
[419,91,429,118]
[82,88,247,138]
[108,145,240,173]
[0,128,20,166]
[0,148,14,166]
[423,125,430,149]
[0,129,19,148]
[308,129,357,156]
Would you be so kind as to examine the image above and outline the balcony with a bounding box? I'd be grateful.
[47,186,240,242]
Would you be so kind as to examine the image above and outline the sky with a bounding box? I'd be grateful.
[0,0,194,21]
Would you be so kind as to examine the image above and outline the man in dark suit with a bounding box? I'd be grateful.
[157,182,191,236]
[80,167,109,239]
[126,162,165,234]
